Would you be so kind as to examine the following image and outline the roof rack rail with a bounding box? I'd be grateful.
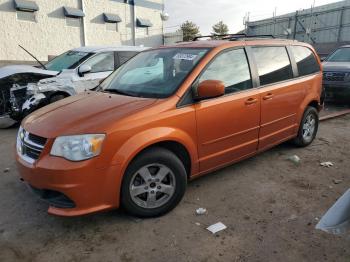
[227,34,276,41]
[193,34,277,41]
[193,34,247,41]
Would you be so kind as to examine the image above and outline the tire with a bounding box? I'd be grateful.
[121,147,187,218]
[293,106,319,147]
[50,94,66,103]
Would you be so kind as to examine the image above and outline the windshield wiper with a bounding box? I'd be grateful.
[103,89,136,97]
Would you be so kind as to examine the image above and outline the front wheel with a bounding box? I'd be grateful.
[121,147,187,217]
[293,106,319,147]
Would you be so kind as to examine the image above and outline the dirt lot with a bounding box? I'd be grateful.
[0,115,349,262]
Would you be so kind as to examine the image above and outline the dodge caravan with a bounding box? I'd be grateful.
[16,36,322,217]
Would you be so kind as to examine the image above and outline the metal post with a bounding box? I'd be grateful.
[293,11,298,40]
[130,1,136,46]
[79,0,87,46]
[337,7,345,43]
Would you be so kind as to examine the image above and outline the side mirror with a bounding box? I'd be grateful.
[195,80,225,100]
[78,65,92,77]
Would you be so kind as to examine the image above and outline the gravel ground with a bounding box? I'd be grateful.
[0,115,349,262]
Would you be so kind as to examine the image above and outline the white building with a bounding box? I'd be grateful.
[0,0,164,64]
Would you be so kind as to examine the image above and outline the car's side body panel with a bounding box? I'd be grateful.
[16,39,323,216]
[195,89,261,172]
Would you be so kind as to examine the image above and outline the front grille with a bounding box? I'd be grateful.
[28,133,47,146]
[323,72,346,82]
[11,86,27,98]
[23,141,42,159]
[17,128,47,163]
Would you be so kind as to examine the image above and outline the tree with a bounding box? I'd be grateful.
[180,21,200,41]
[211,21,229,38]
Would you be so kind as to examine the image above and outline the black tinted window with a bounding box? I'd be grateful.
[198,49,252,94]
[291,46,320,76]
[252,46,293,86]
[118,51,139,66]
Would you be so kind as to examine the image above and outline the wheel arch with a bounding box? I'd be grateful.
[112,128,199,179]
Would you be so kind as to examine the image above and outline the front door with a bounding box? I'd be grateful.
[195,48,261,173]
[249,46,305,151]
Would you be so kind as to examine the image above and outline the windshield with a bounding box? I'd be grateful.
[100,48,209,98]
[45,51,93,71]
[326,48,350,62]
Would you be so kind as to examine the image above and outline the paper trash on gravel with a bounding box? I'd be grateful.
[206,222,227,234]
[316,189,350,235]
[287,155,301,165]
[196,208,207,215]
[320,162,334,167]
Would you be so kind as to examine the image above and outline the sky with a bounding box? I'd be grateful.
[164,0,341,34]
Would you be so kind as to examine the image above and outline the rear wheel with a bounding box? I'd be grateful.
[293,106,319,147]
[121,147,187,217]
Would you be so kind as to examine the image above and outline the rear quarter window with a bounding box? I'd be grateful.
[291,46,320,77]
[252,46,293,86]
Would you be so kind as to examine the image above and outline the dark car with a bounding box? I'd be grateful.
[322,45,350,105]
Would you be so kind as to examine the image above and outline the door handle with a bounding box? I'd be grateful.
[245,97,258,105]
[263,93,274,100]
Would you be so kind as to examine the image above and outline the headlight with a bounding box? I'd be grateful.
[50,134,105,161]
[16,126,24,155]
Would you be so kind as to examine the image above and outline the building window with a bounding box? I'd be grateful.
[17,11,36,22]
[66,17,81,27]
[106,23,119,32]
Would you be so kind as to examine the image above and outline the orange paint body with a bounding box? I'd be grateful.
[16,39,322,216]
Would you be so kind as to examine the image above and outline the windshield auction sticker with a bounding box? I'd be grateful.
[173,53,198,61]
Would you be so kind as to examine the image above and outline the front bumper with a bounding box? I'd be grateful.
[16,153,122,216]
[323,82,350,103]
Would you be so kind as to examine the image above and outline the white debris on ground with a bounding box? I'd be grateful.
[206,222,227,234]
[333,179,343,184]
[196,208,207,215]
[287,155,301,165]
[320,162,334,167]
[3,168,10,173]
[195,222,201,226]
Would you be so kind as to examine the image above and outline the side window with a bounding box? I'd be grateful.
[117,51,138,66]
[198,49,252,94]
[83,52,115,73]
[252,46,293,86]
[291,46,320,76]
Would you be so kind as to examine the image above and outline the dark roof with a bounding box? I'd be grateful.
[14,0,39,12]
[63,6,85,18]
[136,18,152,27]
[103,13,122,23]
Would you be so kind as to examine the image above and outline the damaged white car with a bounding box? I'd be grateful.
[2,45,147,127]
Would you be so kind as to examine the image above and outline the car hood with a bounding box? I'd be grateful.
[0,65,58,79]
[23,91,157,138]
[38,69,76,84]
[322,62,350,72]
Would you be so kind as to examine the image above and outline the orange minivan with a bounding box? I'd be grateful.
[16,36,323,217]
